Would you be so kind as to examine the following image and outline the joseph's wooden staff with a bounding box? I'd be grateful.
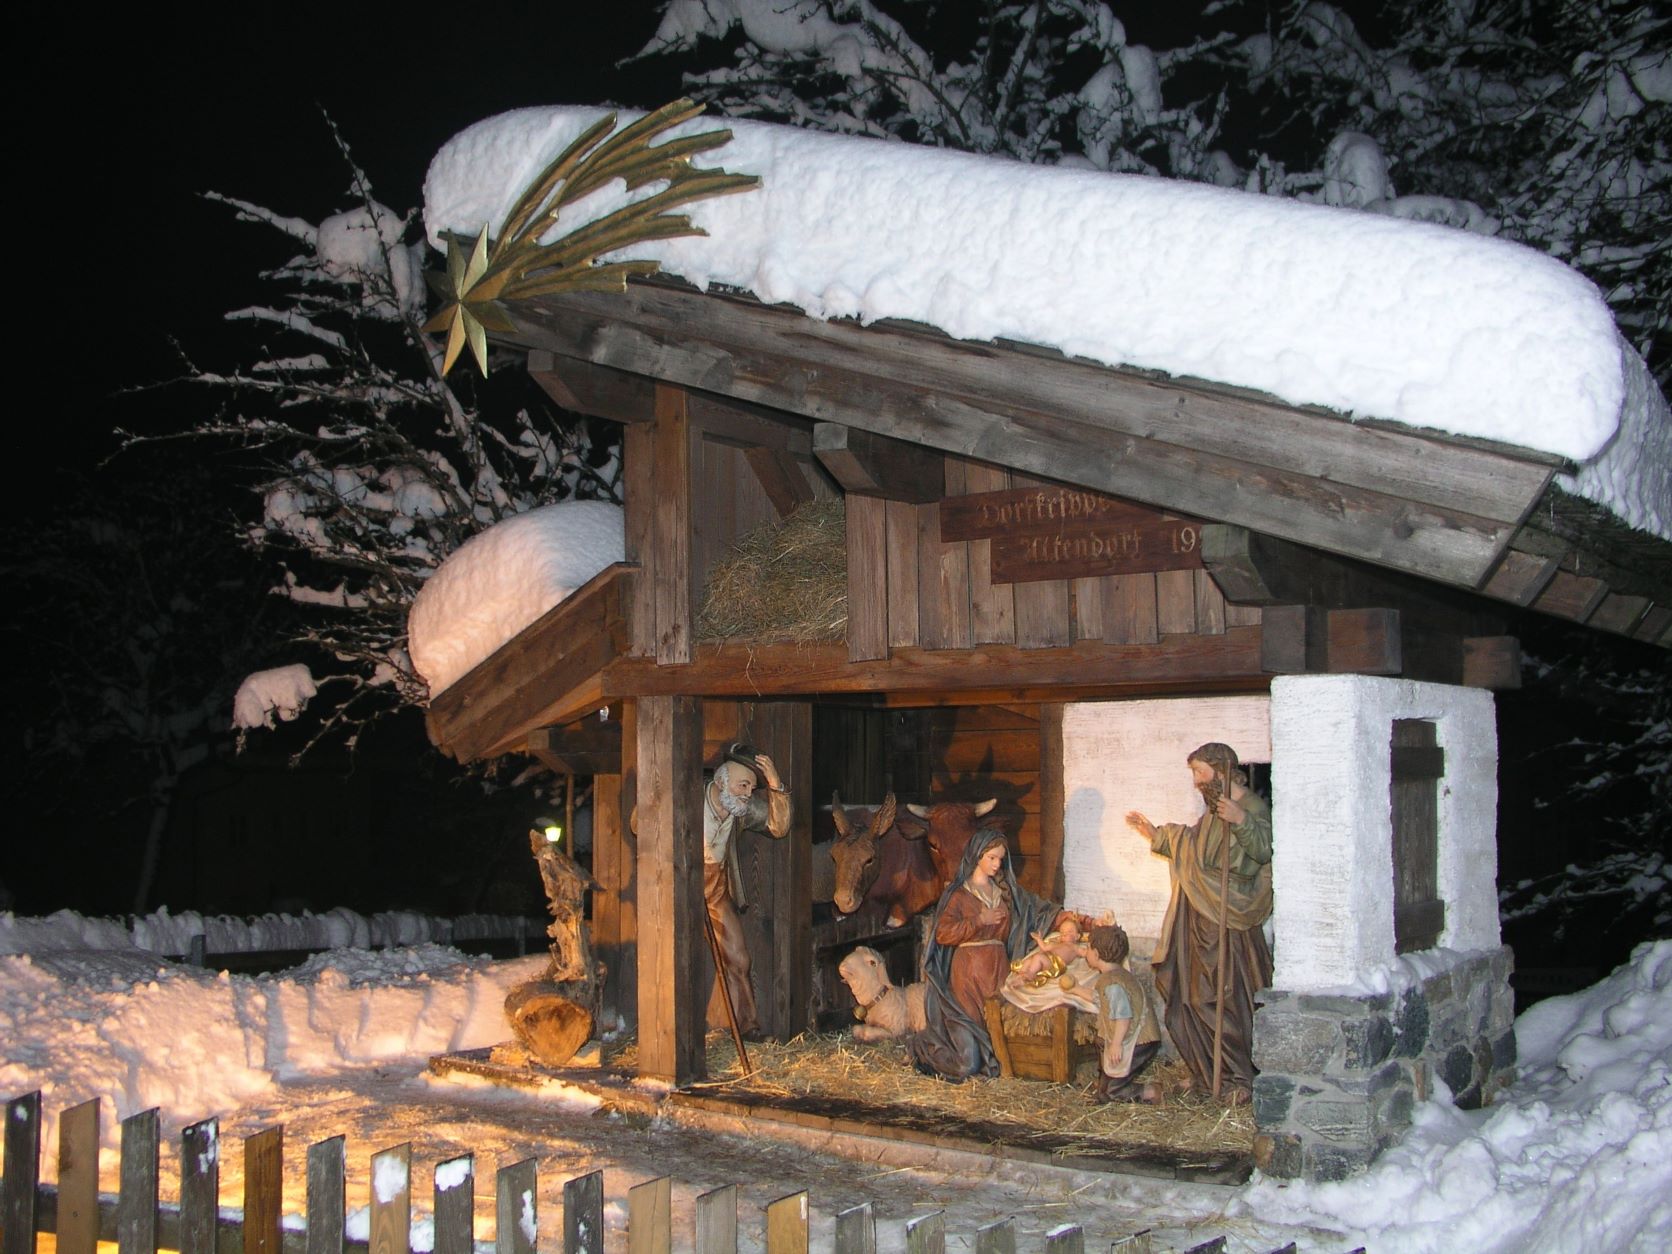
[1211,756,1232,1102]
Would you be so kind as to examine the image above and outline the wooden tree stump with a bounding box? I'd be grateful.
[504,979,595,1067]
[505,826,603,1067]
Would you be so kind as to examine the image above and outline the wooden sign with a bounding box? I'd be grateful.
[940,486,1204,585]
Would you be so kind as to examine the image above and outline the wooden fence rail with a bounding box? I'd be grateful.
[2,1092,1347,1254]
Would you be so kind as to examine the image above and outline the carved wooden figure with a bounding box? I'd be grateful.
[504,821,602,1067]
[837,946,927,1042]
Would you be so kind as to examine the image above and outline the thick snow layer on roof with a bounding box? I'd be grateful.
[408,500,623,696]
[424,106,1670,541]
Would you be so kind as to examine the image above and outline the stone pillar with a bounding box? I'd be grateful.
[1256,675,1513,1181]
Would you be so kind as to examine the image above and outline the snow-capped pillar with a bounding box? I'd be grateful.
[1268,674,1499,989]
[1256,674,1512,1182]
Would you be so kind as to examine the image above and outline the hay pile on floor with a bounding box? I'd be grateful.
[609,1030,1253,1159]
[697,497,846,642]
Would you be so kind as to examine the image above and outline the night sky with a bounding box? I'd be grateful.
[37,4,685,456]
[11,6,1664,975]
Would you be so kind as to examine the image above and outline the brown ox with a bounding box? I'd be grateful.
[901,796,999,895]
[828,793,998,927]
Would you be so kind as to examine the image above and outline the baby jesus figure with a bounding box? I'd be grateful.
[1008,915,1093,990]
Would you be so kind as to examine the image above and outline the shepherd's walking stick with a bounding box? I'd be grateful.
[1211,759,1232,1102]
[704,906,753,1076]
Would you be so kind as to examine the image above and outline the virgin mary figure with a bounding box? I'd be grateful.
[909,827,1068,1079]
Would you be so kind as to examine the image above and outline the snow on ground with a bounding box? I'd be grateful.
[406,499,624,695]
[4,913,1669,1252]
[424,106,1671,541]
[0,906,538,958]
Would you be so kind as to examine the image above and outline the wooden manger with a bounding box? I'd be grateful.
[984,998,1100,1084]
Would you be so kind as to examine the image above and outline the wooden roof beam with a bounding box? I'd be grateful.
[813,422,945,503]
[602,630,1267,700]
[504,282,1560,590]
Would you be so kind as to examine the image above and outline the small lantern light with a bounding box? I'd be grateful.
[535,816,563,845]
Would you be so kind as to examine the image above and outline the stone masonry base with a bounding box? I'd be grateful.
[1251,946,1516,1182]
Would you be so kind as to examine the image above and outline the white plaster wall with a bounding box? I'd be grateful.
[1269,675,1499,991]
[1061,696,1272,956]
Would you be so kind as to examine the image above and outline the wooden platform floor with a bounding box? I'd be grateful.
[429,1047,1252,1186]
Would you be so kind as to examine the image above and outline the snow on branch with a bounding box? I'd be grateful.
[158,130,623,759]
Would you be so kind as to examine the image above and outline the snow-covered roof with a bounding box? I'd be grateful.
[424,105,1670,542]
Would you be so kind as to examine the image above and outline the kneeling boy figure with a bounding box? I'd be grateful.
[1087,924,1163,1104]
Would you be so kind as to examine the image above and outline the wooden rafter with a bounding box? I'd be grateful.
[502,279,1561,589]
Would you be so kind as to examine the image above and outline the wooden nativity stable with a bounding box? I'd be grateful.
[422,274,1671,1181]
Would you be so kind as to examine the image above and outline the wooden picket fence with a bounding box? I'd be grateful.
[2,1092,1319,1254]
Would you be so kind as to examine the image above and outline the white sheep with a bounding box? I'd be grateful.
[838,946,927,1043]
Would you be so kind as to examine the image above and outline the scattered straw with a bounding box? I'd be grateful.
[607,1030,1253,1159]
[697,497,847,642]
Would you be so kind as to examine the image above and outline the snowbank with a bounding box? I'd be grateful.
[407,500,624,695]
[1236,939,1672,1252]
[0,907,538,958]
[0,936,543,1160]
[424,106,1670,540]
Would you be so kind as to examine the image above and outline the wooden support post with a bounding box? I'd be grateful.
[693,1184,736,1254]
[1,1092,41,1254]
[755,700,813,1037]
[563,1170,604,1254]
[833,1203,876,1254]
[625,421,658,659]
[306,1137,346,1254]
[653,385,694,665]
[118,1108,159,1254]
[595,707,637,1033]
[627,1177,672,1254]
[178,1119,218,1254]
[636,694,706,1083]
[243,1128,283,1254]
[1038,704,1066,901]
[433,1156,474,1254]
[495,1160,537,1254]
[57,1099,100,1254]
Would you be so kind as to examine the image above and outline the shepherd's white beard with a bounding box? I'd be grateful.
[718,789,752,818]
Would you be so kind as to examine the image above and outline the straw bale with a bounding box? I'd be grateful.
[697,497,847,642]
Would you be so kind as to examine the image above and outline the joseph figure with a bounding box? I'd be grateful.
[1125,742,1272,1105]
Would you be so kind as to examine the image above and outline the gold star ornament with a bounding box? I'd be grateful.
[423,99,761,376]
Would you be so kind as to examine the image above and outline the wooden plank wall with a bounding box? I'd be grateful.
[626,394,828,662]
[857,456,1259,662]
[691,434,797,616]
[881,705,1048,896]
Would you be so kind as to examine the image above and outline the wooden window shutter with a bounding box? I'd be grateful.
[1391,719,1446,953]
